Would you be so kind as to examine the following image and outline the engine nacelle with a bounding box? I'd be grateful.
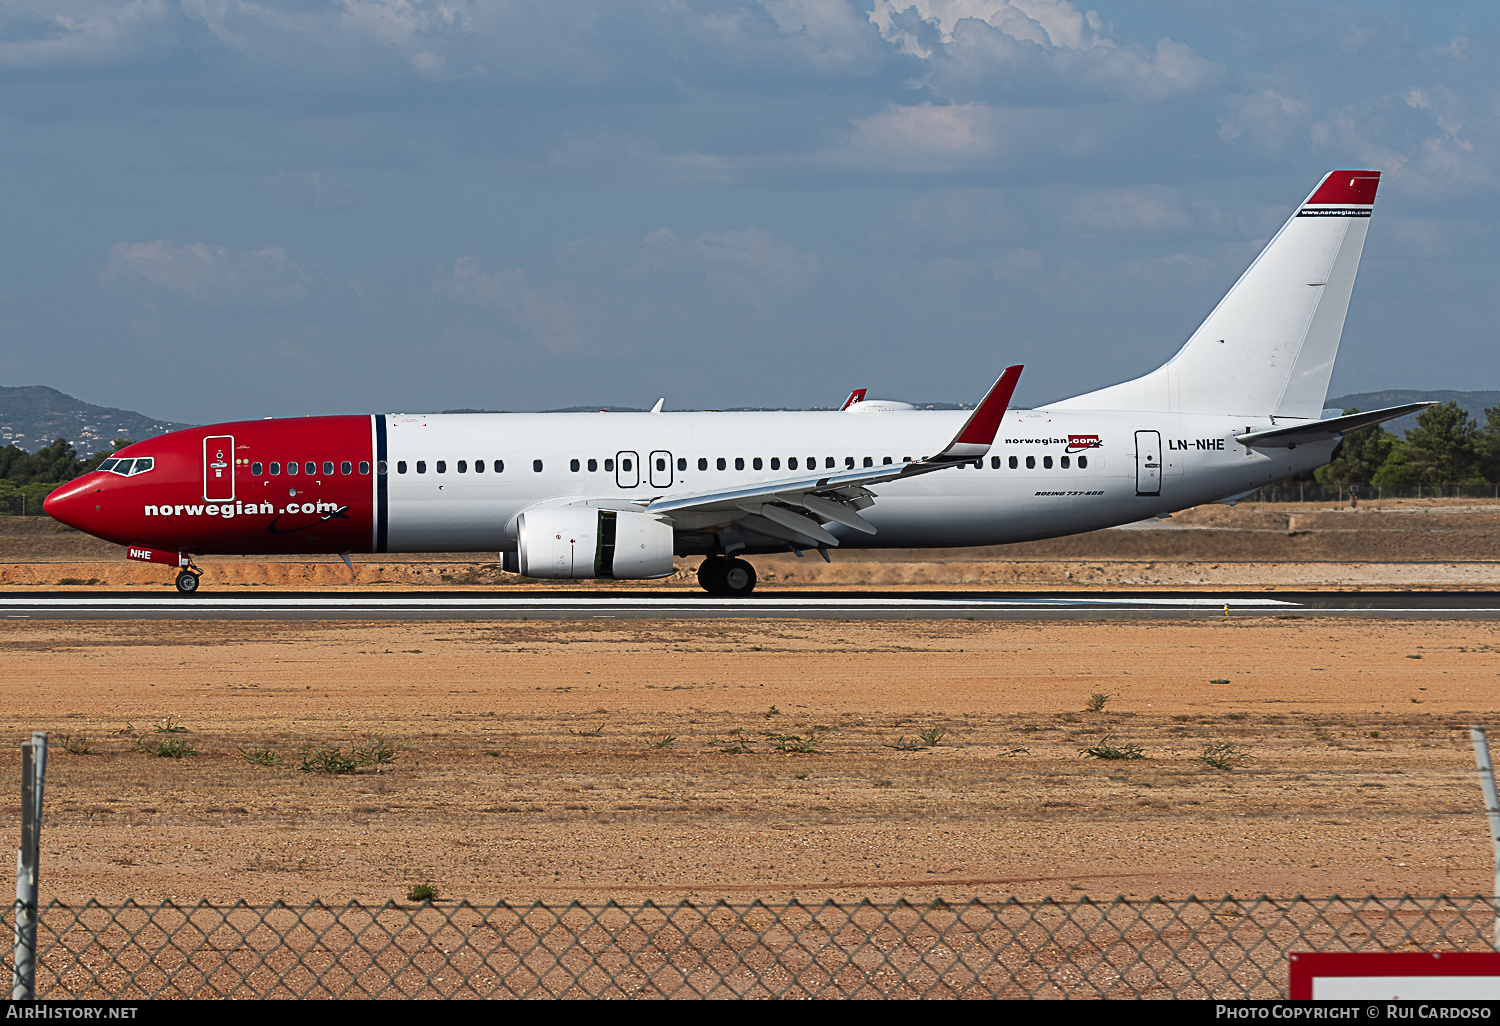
[515,507,675,579]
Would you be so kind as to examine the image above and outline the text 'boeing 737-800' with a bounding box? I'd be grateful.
[44,170,1434,596]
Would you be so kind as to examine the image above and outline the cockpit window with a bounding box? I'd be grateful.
[98,457,153,476]
[98,459,120,473]
[131,458,153,474]
[112,459,135,475]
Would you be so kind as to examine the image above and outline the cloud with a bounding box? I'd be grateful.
[869,0,1220,102]
[1059,186,1194,235]
[436,257,582,354]
[100,239,313,305]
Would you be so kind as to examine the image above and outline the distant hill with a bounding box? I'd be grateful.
[0,386,194,454]
[1325,390,1500,438]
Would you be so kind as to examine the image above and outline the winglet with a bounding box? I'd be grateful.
[840,388,867,411]
[935,365,1023,460]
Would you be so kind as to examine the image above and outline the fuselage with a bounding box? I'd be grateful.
[42,407,1334,557]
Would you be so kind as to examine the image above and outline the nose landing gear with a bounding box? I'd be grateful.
[697,556,757,596]
[174,564,204,595]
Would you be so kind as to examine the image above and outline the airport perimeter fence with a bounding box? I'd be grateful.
[3,893,1498,999]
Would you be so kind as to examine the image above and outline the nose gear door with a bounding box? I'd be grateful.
[204,435,235,502]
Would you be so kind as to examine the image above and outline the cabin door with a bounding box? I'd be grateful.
[1135,430,1161,496]
[203,434,235,502]
[615,451,640,489]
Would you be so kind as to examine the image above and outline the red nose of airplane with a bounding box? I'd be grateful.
[43,478,94,532]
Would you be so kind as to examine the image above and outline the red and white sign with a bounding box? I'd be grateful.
[1289,952,1500,1000]
[1067,434,1102,453]
[126,547,189,567]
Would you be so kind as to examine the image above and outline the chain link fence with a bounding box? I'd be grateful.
[1,894,1493,999]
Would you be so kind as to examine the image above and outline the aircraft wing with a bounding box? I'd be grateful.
[1235,402,1436,449]
[640,366,1022,548]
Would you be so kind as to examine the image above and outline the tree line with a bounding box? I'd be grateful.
[0,438,125,516]
[1270,401,1500,502]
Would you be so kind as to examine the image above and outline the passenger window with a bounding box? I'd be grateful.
[605,459,614,472]
[717,458,726,471]
[436,461,447,474]
[883,456,892,465]
[770,458,780,470]
[397,461,407,474]
[734,457,744,471]
[588,459,598,472]
[863,457,873,468]
[271,462,281,475]
[342,461,352,475]
[788,457,798,470]
[656,458,666,472]
[474,460,483,474]
[622,458,633,472]
[1026,456,1035,469]
[1061,456,1070,469]
[287,462,298,476]
[457,460,467,473]
[1078,455,1088,469]
[677,458,686,471]
[752,458,762,470]
[494,460,504,473]
[1043,456,1053,469]
[991,457,1001,469]
[323,461,334,475]
[533,460,543,473]
[417,461,427,474]
[570,459,580,472]
[698,458,708,471]
[252,462,263,476]
[306,462,316,475]
[1009,456,1018,469]
[845,457,855,469]
[825,457,835,469]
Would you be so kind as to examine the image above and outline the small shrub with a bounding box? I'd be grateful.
[136,737,194,758]
[406,883,438,903]
[1085,693,1112,712]
[57,733,94,755]
[1080,737,1146,760]
[716,732,753,754]
[767,733,822,754]
[886,736,926,752]
[353,736,398,766]
[1198,741,1252,771]
[299,746,359,774]
[569,723,604,737]
[152,716,188,734]
[650,735,678,749]
[238,747,279,766]
[918,726,946,746]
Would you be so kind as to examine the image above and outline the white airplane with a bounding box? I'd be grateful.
[45,169,1430,595]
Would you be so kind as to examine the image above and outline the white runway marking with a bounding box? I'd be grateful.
[0,595,1299,609]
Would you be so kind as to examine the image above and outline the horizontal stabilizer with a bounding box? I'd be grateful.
[1235,402,1436,449]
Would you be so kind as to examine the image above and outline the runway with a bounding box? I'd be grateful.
[1,590,1498,620]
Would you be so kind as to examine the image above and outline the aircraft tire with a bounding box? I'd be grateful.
[720,558,756,597]
[174,570,200,595]
[697,557,727,594]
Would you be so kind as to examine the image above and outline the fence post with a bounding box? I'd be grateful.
[12,732,46,1000]
[1472,726,1500,950]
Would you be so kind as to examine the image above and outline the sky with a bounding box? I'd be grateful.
[2,0,1497,424]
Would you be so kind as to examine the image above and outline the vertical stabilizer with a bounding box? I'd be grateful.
[1051,170,1380,418]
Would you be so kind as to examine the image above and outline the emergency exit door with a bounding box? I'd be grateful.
[1135,430,1161,496]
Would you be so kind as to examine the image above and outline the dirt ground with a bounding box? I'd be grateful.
[1,616,1495,908]
[7,499,1500,591]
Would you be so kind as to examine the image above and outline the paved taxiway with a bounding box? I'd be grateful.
[1,590,1497,620]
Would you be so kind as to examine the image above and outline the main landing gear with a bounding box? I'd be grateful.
[174,565,204,595]
[697,556,757,597]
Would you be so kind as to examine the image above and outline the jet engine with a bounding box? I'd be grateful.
[514,507,675,579]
